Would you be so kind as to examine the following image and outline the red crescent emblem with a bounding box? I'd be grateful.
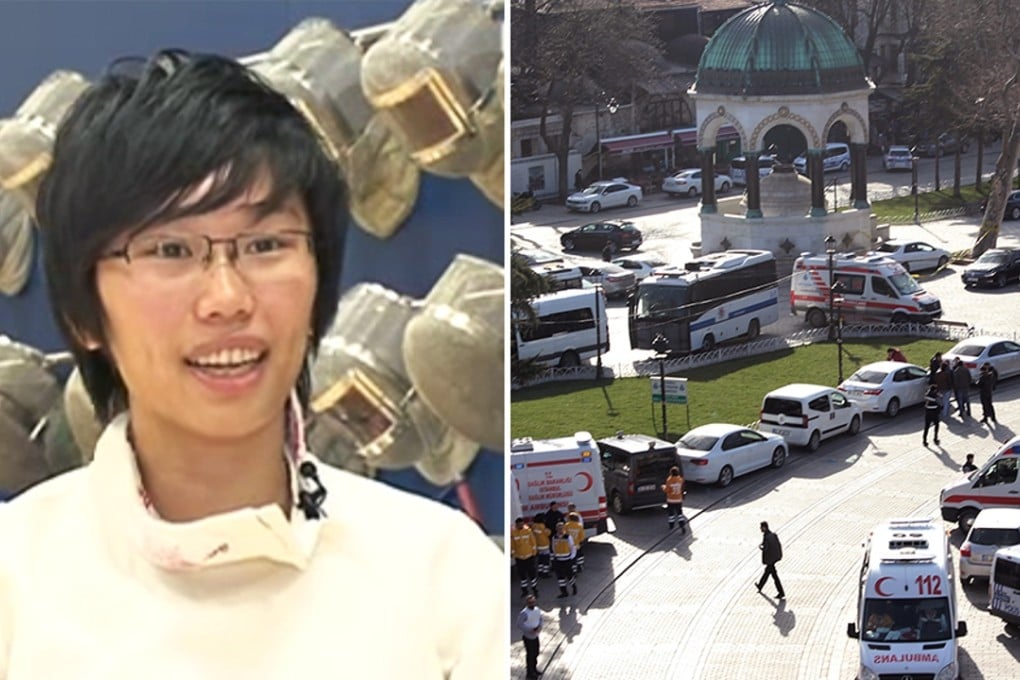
[575,471,593,492]
[874,576,893,597]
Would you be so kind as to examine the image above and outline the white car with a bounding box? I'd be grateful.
[759,383,862,451]
[943,335,1020,383]
[661,169,732,198]
[565,179,642,213]
[576,263,637,299]
[676,423,787,488]
[959,508,1020,583]
[611,255,668,282]
[883,145,913,171]
[837,361,929,417]
[873,240,951,273]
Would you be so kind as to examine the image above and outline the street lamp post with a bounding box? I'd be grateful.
[651,333,670,438]
[825,234,836,341]
[918,155,926,224]
[833,282,845,384]
[594,284,604,379]
[594,95,619,182]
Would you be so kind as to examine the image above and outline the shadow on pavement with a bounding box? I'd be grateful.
[772,598,796,637]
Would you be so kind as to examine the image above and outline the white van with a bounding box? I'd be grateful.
[989,544,1020,626]
[847,517,967,680]
[511,288,609,368]
[941,437,1020,533]
[758,383,862,451]
[509,431,609,535]
[793,142,851,174]
[728,154,775,186]
[791,252,942,327]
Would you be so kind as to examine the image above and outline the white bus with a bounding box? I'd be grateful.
[628,249,779,353]
[512,288,609,368]
[990,544,1020,626]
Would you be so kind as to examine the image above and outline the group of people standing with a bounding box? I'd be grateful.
[921,349,999,447]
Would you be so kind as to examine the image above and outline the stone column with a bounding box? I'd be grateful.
[699,146,717,215]
[745,151,762,219]
[808,148,826,217]
[851,142,870,209]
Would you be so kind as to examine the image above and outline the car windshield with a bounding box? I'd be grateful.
[977,251,1008,264]
[889,150,910,157]
[889,272,922,295]
[634,283,689,318]
[581,186,606,195]
[677,433,718,451]
[847,369,887,385]
[949,343,983,358]
[969,527,1020,546]
[862,597,951,642]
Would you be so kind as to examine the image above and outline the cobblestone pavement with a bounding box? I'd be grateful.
[509,384,1020,679]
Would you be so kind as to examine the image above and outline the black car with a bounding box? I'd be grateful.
[560,221,643,254]
[598,433,679,514]
[981,190,1020,222]
[961,247,1020,288]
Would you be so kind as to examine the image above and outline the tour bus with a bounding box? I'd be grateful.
[628,249,778,353]
[847,517,967,680]
[512,287,609,369]
[790,252,942,327]
[990,544,1020,626]
[509,431,609,535]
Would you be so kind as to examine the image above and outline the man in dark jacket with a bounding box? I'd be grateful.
[952,358,971,418]
[979,363,998,425]
[755,521,785,599]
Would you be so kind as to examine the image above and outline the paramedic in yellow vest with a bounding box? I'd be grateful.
[564,512,586,574]
[662,466,686,532]
[532,515,552,578]
[551,521,577,598]
[511,516,539,598]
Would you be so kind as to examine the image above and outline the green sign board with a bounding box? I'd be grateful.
[650,377,688,405]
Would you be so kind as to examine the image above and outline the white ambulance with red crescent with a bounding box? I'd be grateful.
[941,436,1020,533]
[790,252,942,328]
[509,432,609,535]
[847,517,967,680]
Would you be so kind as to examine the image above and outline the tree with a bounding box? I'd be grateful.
[509,252,550,384]
[914,0,1020,255]
[510,0,661,198]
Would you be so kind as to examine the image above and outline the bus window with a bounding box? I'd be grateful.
[635,285,689,317]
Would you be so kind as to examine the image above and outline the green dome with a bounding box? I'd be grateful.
[695,0,867,96]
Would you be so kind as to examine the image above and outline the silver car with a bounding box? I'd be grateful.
[837,361,929,417]
[576,263,636,299]
[960,508,1020,583]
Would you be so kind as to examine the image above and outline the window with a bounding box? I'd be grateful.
[721,432,745,450]
[871,277,896,298]
[834,273,865,295]
[808,395,831,412]
[977,458,1019,487]
[520,308,595,341]
[994,557,1020,590]
[520,138,534,157]
[969,527,1020,546]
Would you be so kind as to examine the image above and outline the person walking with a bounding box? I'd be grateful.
[551,521,577,598]
[934,360,953,419]
[564,512,586,574]
[511,517,539,598]
[574,169,584,192]
[531,515,552,579]
[962,454,978,473]
[517,594,543,679]
[952,358,971,418]
[923,384,941,447]
[662,465,686,532]
[755,521,785,599]
[979,363,998,425]
[928,351,943,382]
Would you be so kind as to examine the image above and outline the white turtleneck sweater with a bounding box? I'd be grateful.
[0,415,504,679]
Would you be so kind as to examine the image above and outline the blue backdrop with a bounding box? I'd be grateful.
[0,0,505,533]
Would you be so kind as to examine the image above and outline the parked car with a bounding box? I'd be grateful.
[882,145,913,171]
[565,179,642,213]
[598,433,679,514]
[610,255,668,282]
[873,240,951,273]
[512,249,583,291]
[913,132,969,158]
[959,508,1020,583]
[793,142,851,174]
[943,335,1020,383]
[676,423,787,488]
[980,189,1020,221]
[961,247,1020,287]
[661,169,732,198]
[560,220,643,253]
[577,263,637,299]
[729,154,775,185]
[758,384,862,451]
[837,361,929,417]
[514,247,566,267]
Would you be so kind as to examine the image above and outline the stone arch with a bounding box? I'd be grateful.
[698,106,748,149]
[823,103,868,145]
[749,106,820,150]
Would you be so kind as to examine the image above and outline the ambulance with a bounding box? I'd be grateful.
[847,517,967,680]
[509,431,609,535]
[941,436,1020,533]
[790,252,942,328]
